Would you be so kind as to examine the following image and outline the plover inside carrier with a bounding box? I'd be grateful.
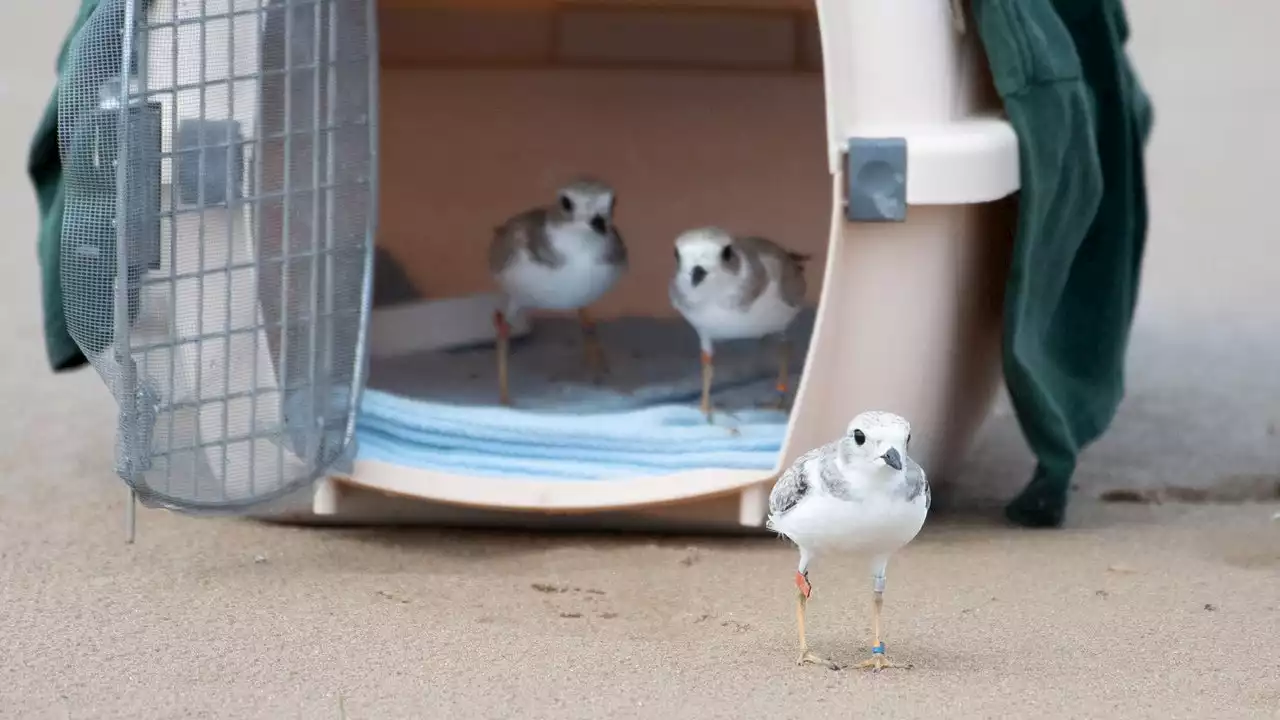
[488,178,628,405]
[669,226,809,420]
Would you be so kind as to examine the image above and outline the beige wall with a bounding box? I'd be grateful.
[1123,1,1280,329]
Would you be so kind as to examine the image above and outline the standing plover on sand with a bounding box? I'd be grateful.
[668,227,809,421]
[767,411,930,671]
[489,178,628,405]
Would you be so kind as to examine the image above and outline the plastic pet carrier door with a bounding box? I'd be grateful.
[57,0,378,512]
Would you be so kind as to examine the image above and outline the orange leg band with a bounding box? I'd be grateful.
[795,571,812,599]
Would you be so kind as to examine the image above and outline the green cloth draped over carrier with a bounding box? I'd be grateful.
[974,0,1154,527]
[27,0,1153,528]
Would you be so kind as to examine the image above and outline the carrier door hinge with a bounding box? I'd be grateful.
[114,357,160,482]
[842,137,907,223]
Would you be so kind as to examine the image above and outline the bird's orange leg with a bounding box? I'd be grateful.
[759,337,792,410]
[794,570,839,670]
[775,339,791,406]
[700,350,714,422]
[578,308,608,381]
[494,310,511,406]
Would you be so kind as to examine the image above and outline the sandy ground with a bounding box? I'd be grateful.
[2,1,1279,718]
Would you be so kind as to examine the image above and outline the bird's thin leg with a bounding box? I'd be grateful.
[578,307,608,381]
[794,568,839,670]
[697,339,739,432]
[776,337,790,405]
[700,349,714,422]
[494,310,512,406]
[759,335,791,410]
[856,564,912,671]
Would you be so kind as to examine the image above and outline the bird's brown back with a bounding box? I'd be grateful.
[489,207,564,274]
[733,235,809,308]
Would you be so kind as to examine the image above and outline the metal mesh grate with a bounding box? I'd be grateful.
[57,0,378,512]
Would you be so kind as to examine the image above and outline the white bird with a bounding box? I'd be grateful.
[767,410,930,671]
[668,227,809,420]
[489,178,628,405]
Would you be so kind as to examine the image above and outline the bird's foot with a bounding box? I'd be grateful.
[797,650,841,671]
[855,644,911,672]
[701,405,741,435]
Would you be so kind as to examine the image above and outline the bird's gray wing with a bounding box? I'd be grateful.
[522,210,564,268]
[729,236,771,309]
[777,252,808,309]
[488,221,519,275]
[768,466,809,518]
[603,226,628,267]
[770,442,862,516]
[902,457,930,509]
[769,447,824,516]
[736,235,807,308]
[490,208,562,274]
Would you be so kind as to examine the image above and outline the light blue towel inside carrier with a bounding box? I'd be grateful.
[356,310,815,479]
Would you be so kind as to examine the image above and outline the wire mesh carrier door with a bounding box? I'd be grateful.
[57,0,378,512]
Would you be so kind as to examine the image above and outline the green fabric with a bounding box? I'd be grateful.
[29,0,102,372]
[974,0,1153,527]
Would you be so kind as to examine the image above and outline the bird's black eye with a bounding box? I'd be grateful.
[559,195,574,213]
[906,432,911,447]
[673,248,680,263]
[720,245,734,263]
[853,429,866,446]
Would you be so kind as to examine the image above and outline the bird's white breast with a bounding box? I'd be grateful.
[498,226,621,311]
[775,490,926,557]
[769,458,927,557]
[681,278,800,343]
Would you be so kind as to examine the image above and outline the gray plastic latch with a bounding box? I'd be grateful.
[844,137,907,223]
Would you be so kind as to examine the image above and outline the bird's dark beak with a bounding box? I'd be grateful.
[690,266,707,287]
[880,447,903,471]
[589,214,608,234]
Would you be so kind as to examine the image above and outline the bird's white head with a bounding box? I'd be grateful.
[554,178,616,236]
[672,226,743,297]
[840,410,913,474]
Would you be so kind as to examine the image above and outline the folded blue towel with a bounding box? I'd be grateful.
[355,310,815,479]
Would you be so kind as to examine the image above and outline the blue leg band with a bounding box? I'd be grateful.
[872,643,886,655]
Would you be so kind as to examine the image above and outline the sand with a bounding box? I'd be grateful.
[2,1,1278,718]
